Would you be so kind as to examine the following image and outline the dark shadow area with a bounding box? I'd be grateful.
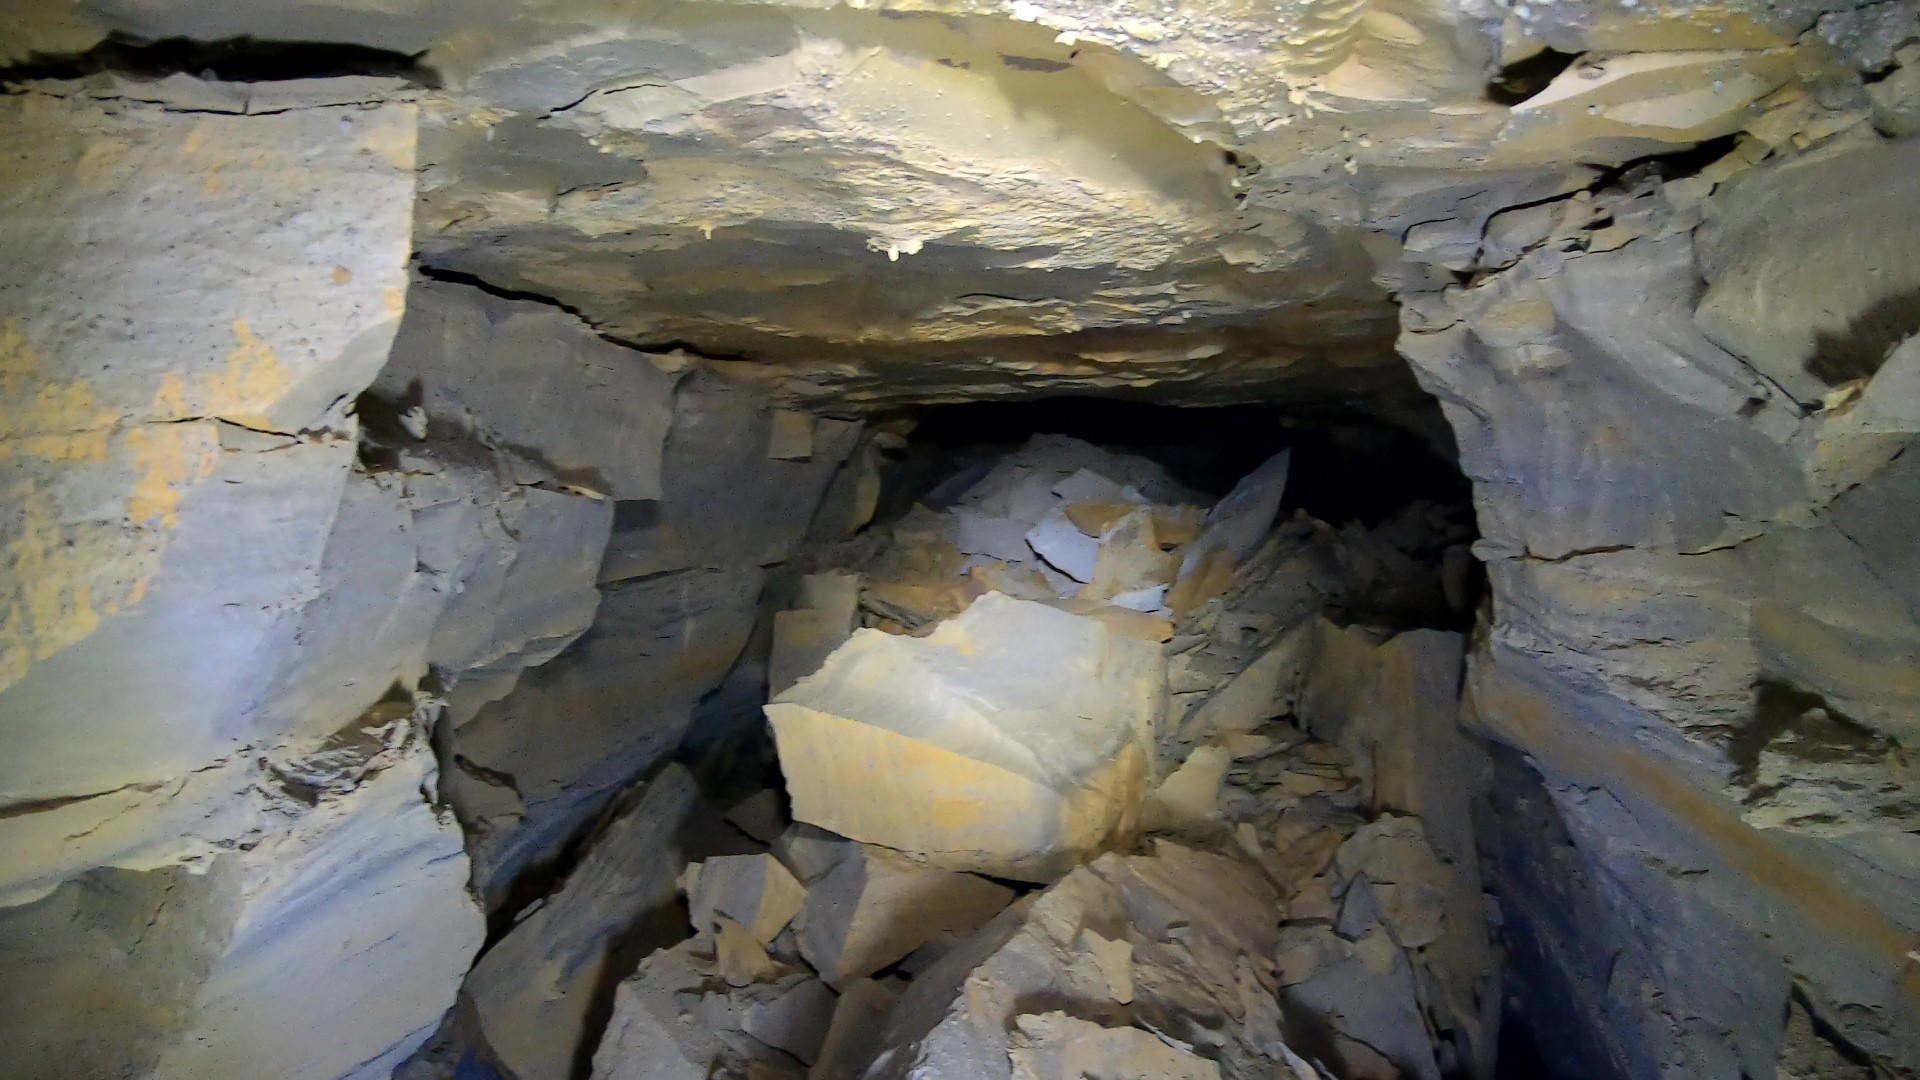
[1485,49,1580,106]
[1476,743,1642,1080]
[899,396,1473,527]
[0,33,438,86]
[1807,285,1920,386]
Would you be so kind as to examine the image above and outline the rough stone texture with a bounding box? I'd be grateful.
[0,76,491,1080]
[378,277,683,500]
[858,843,1294,1080]
[0,77,417,898]
[796,843,1015,988]
[599,366,864,583]
[590,933,817,1080]
[768,593,1166,881]
[453,564,766,905]
[466,765,707,1080]
[1401,148,1920,1075]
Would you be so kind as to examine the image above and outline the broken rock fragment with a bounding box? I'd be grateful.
[1009,1012,1222,1080]
[591,935,815,1080]
[767,593,1165,880]
[690,853,808,945]
[466,766,706,1080]
[797,843,1014,988]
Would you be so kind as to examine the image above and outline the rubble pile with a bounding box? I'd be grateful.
[575,434,1493,1080]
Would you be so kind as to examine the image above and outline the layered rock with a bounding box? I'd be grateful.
[1399,132,1920,1075]
[0,75,489,1079]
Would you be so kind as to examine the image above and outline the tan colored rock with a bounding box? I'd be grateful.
[1041,598,1175,642]
[1146,745,1231,830]
[810,978,903,1080]
[1009,1012,1223,1080]
[768,593,1165,880]
[717,916,781,987]
[1078,929,1134,1004]
[797,844,1014,988]
[769,409,816,460]
[1181,634,1307,739]
[1492,50,1796,166]
[690,853,807,945]
[1082,509,1177,604]
[591,936,811,1080]
[858,843,1290,1080]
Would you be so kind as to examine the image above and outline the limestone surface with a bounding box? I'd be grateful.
[767,592,1166,881]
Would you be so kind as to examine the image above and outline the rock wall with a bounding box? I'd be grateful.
[0,75,484,1079]
[0,80,865,1079]
[1397,133,1920,1077]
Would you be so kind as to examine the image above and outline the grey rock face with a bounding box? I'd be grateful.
[1401,159,1920,1075]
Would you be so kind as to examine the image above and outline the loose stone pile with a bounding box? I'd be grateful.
[574,435,1490,1080]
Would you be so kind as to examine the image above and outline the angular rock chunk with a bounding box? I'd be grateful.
[467,766,706,1080]
[1178,450,1290,582]
[767,593,1165,881]
[690,853,808,945]
[1333,816,1453,949]
[1284,927,1439,1080]
[1009,1012,1222,1080]
[810,977,904,1080]
[744,976,838,1066]
[1025,505,1100,583]
[591,936,811,1080]
[1146,745,1230,830]
[797,845,1014,988]
[859,844,1294,1080]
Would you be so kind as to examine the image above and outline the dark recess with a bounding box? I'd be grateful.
[901,396,1474,527]
[1485,49,1580,106]
[0,34,438,86]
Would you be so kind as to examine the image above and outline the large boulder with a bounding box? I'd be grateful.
[766,593,1166,881]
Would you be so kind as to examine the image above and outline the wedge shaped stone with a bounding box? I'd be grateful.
[797,844,1014,988]
[690,853,808,945]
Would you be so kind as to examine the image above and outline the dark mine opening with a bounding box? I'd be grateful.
[901,396,1475,527]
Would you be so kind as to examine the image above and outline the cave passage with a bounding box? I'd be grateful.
[4,6,1917,1080]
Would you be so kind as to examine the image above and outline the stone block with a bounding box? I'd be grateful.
[767,594,1165,880]
[690,853,808,945]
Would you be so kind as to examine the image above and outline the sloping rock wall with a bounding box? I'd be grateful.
[1398,134,1920,1077]
[0,75,484,1079]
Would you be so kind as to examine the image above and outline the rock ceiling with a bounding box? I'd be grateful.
[9,0,1907,409]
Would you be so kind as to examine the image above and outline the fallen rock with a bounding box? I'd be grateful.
[1026,505,1100,583]
[1284,927,1440,1080]
[744,976,838,1066]
[1147,745,1231,830]
[1177,450,1290,584]
[690,853,807,945]
[797,844,1014,988]
[810,977,904,1080]
[1333,816,1453,949]
[467,766,706,1080]
[591,935,812,1080]
[767,593,1165,880]
[1008,1012,1222,1080]
[858,843,1293,1080]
